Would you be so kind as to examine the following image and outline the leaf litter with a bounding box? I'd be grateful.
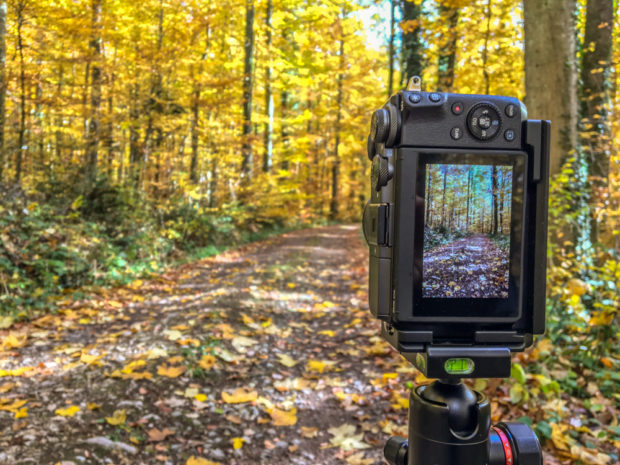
[0,225,614,464]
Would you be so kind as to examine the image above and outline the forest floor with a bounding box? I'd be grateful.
[0,226,571,465]
[423,234,510,298]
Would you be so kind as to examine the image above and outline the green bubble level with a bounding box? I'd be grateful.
[444,358,475,375]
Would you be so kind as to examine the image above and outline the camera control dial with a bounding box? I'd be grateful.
[467,103,502,141]
[371,155,393,191]
[371,108,390,144]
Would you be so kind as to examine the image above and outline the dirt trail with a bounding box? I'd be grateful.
[0,225,559,465]
[423,234,509,298]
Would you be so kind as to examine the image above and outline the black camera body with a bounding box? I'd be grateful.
[363,80,550,378]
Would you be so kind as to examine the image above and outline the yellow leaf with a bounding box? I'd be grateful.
[269,407,297,426]
[0,316,14,329]
[105,409,127,426]
[0,399,27,412]
[55,405,80,417]
[307,359,335,373]
[194,393,208,402]
[232,437,245,449]
[0,382,15,393]
[301,426,318,438]
[1,332,27,350]
[277,353,299,368]
[0,366,35,377]
[80,352,104,366]
[157,364,186,378]
[318,330,336,337]
[14,407,27,419]
[186,457,221,465]
[241,313,255,326]
[87,402,101,410]
[199,355,217,370]
[221,388,257,404]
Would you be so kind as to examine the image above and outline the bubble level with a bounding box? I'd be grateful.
[444,358,475,375]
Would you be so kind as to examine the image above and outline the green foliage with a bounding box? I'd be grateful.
[0,179,303,319]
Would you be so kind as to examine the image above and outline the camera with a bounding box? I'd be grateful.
[363,77,550,379]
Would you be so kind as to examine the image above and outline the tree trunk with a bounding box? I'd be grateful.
[466,167,471,232]
[280,89,289,171]
[481,0,492,94]
[85,0,103,188]
[15,0,26,185]
[241,0,255,180]
[388,0,396,96]
[329,13,346,220]
[437,1,458,92]
[580,0,613,246]
[263,0,274,172]
[491,165,498,235]
[401,0,425,84]
[0,1,6,183]
[441,166,447,228]
[190,22,210,184]
[524,0,578,175]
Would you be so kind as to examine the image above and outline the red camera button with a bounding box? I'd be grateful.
[451,102,464,115]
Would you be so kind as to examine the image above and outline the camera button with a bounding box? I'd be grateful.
[408,93,422,104]
[451,102,464,115]
[505,104,516,118]
[504,129,516,141]
[429,92,442,102]
[450,127,463,140]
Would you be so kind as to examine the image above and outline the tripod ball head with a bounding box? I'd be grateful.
[383,380,542,465]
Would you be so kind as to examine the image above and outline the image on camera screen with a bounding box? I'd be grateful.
[422,163,512,298]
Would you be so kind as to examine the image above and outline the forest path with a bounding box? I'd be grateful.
[0,226,559,465]
[423,234,509,298]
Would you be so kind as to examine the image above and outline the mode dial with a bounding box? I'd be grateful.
[467,103,502,141]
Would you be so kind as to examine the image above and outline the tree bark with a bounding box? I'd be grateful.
[15,0,26,185]
[580,0,613,246]
[491,165,498,235]
[437,1,458,92]
[85,0,103,188]
[329,12,346,220]
[388,0,396,96]
[0,1,6,183]
[190,22,210,184]
[263,0,273,172]
[481,0,492,95]
[241,0,255,180]
[524,0,578,176]
[401,0,425,84]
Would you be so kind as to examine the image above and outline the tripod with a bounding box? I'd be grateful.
[383,379,542,465]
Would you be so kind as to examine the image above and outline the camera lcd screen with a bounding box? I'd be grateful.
[422,164,512,299]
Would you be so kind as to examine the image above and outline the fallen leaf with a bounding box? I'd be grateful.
[186,458,221,465]
[307,359,336,373]
[301,426,318,438]
[157,364,186,378]
[277,353,299,368]
[232,437,244,450]
[221,388,257,404]
[105,409,127,426]
[1,333,27,350]
[269,407,297,426]
[328,423,370,451]
[55,405,80,417]
[14,407,27,419]
[148,427,175,442]
[198,355,217,370]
